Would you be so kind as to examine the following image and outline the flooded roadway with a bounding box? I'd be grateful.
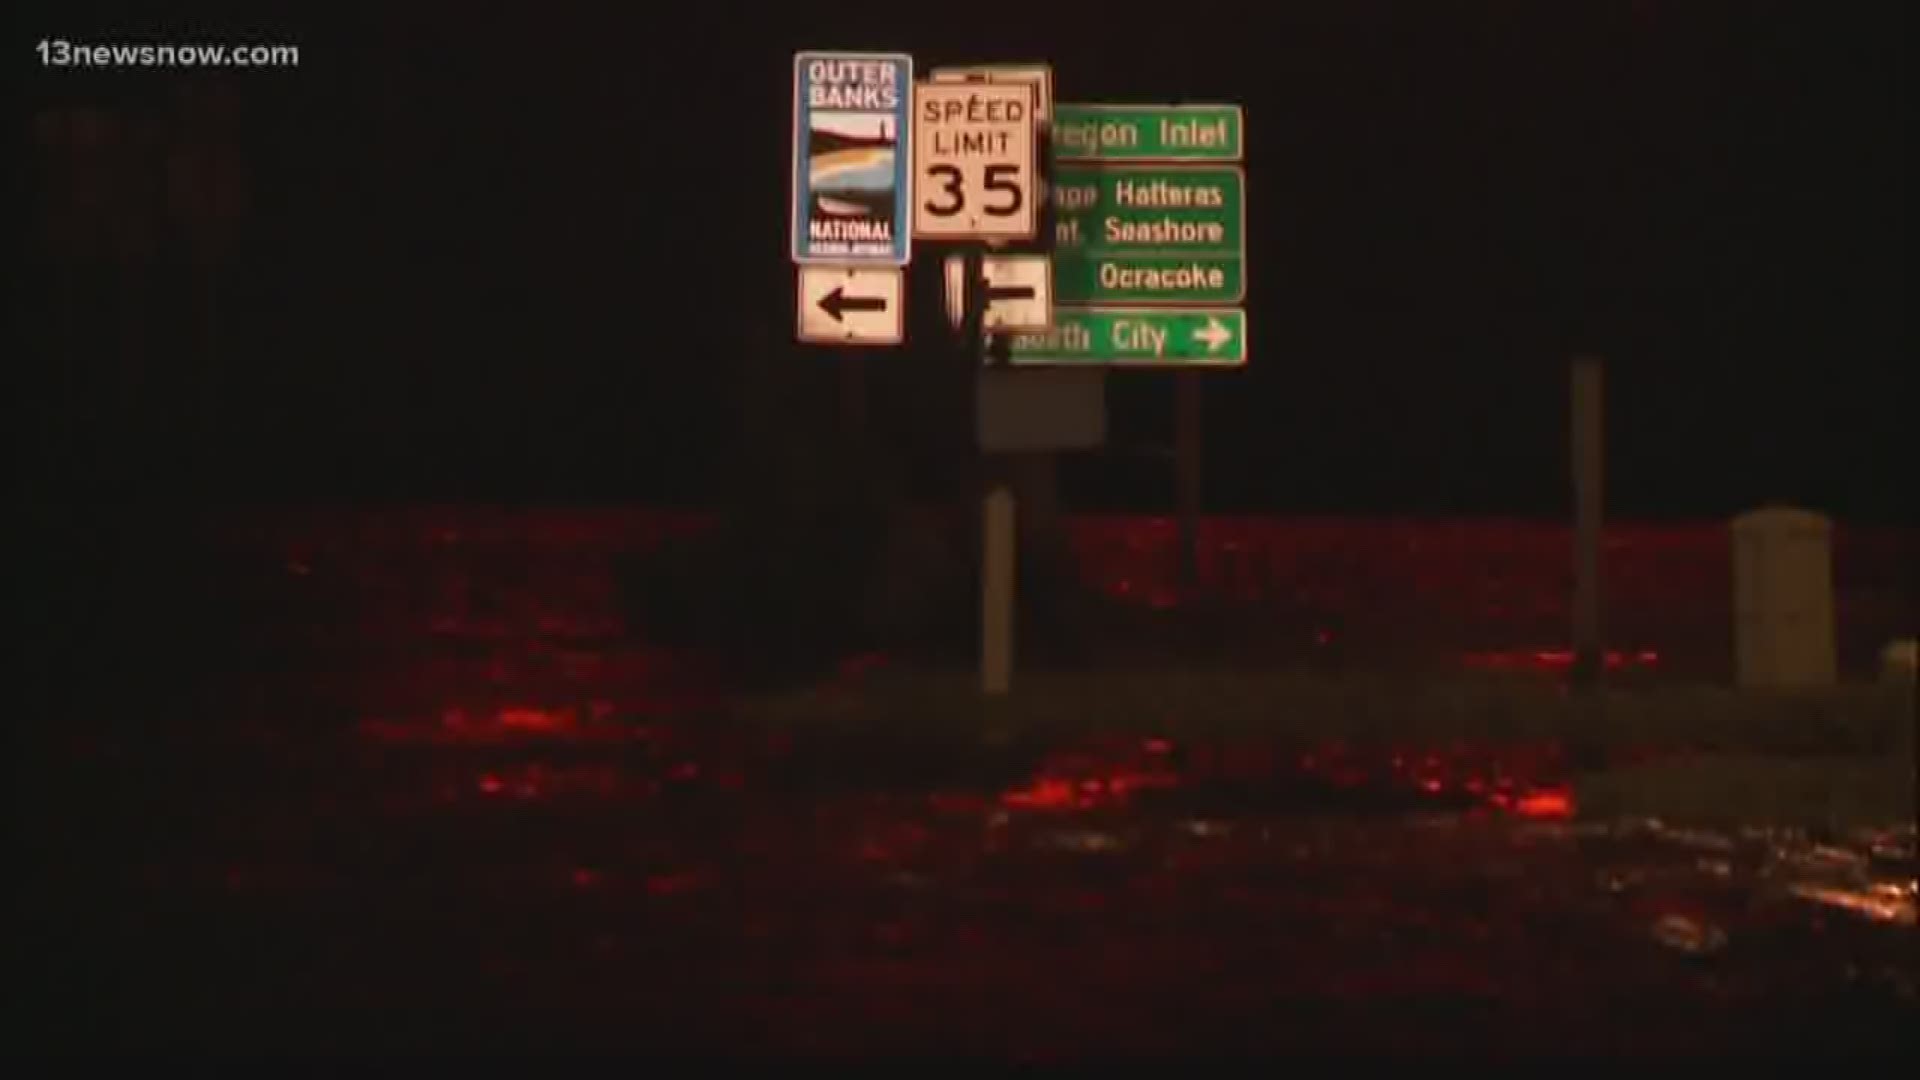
[23,708,1915,1057]
[15,508,1916,1057]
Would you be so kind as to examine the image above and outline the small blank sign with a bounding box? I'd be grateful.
[976,368,1106,452]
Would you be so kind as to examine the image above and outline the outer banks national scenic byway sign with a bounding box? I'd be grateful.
[791,52,913,266]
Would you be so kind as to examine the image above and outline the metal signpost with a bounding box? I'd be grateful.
[788,54,1249,690]
[1044,102,1249,588]
[912,72,1054,694]
[789,52,914,522]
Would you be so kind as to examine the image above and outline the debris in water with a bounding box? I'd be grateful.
[1651,913,1729,956]
[1786,882,1917,927]
[1597,868,1643,894]
[1655,825,1738,854]
[1035,828,1127,855]
[1180,819,1232,840]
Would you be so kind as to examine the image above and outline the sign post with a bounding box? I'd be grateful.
[982,485,1016,695]
[784,60,1250,685]
[1045,101,1247,589]
[1177,374,1203,588]
[792,49,914,504]
[1571,355,1605,692]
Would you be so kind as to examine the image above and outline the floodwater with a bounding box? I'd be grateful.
[16,508,1917,1057]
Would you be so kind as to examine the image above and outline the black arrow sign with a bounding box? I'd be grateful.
[987,284,1036,303]
[819,286,887,322]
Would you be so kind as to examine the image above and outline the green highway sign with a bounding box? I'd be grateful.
[1051,165,1244,304]
[1053,104,1243,163]
[1053,254,1241,305]
[1053,166,1243,250]
[1004,307,1247,367]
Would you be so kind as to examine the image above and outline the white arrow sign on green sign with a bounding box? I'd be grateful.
[1004,308,1247,367]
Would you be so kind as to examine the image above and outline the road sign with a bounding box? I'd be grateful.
[944,253,1053,332]
[912,81,1039,242]
[930,63,1054,123]
[1053,104,1243,163]
[1051,165,1244,305]
[1053,255,1242,306]
[977,368,1106,451]
[791,52,913,266]
[1003,307,1247,367]
[796,265,904,345]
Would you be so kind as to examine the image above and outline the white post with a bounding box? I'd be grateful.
[1176,373,1203,589]
[1570,356,1605,690]
[1732,507,1837,689]
[982,485,1016,695]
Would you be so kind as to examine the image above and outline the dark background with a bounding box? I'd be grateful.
[15,2,1910,521]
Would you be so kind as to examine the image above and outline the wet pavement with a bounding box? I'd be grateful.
[14,508,1917,1057]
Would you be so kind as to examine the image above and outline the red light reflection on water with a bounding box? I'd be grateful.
[1001,777,1080,811]
[645,870,709,896]
[997,737,1578,820]
[1514,786,1575,819]
[836,651,889,681]
[497,707,572,734]
[1462,647,1662,672]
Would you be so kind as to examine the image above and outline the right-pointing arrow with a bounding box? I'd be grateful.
[1193,316,1233,353]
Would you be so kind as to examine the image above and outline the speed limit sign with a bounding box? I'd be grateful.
[912,81,1038,242]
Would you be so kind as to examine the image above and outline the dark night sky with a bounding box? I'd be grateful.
[17,3,1911,520]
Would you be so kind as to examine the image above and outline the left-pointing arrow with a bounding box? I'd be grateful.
[820,286,887,322]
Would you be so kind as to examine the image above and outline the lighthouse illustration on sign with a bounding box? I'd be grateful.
[811,113,895,225]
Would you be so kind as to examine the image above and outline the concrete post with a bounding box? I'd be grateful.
[1570,356,1605,690]
[1732,506,1837,689]
[982,486,1016,695]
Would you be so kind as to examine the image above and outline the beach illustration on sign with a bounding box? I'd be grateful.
[809,112,895,218]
